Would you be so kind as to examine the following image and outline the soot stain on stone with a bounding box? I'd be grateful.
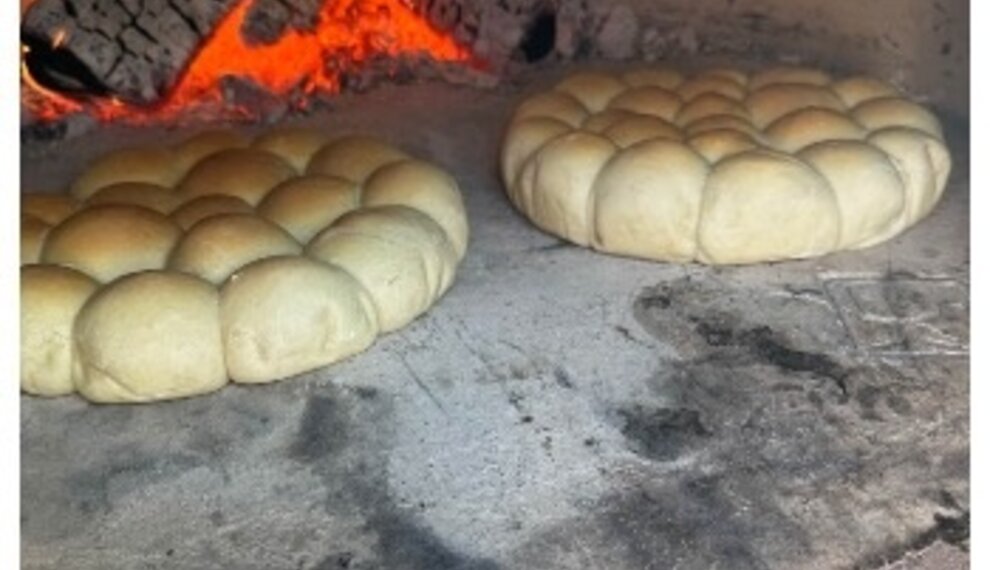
[552,367,574,389]
[553,475,787,570]
[617,405,712,461]
[68,451,204,515]
[292,390,494,569]
[686,317,852,402]
[854,511,970,568]
[739,326,850,398]
[367,509,501,570]
[290,395,350,463]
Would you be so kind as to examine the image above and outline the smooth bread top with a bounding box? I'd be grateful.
[501,65,951,264]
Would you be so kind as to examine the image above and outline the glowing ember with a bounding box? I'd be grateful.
[21,0,474,124]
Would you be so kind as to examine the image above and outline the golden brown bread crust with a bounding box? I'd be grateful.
[22,194,79,225]
[500,65,952,264]
[40,205,183,282]
[85,182,180,213]
[21,214,50,264]
[176,148,298,206]
[170,194,255,230]
[21,130,469,403]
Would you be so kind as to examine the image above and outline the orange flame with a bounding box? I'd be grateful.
[22,0,474,124]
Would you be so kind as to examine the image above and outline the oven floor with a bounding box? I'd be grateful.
[21,70,970,570]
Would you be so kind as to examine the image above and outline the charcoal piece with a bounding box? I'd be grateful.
[21,0,238,104]
[242,0,322,45]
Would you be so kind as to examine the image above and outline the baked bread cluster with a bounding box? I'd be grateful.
[21,129,469,403]
[500,66,952,264]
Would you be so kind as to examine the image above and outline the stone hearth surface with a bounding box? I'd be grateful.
[21,66,970,570]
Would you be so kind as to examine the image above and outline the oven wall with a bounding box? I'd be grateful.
[625,0,969,117]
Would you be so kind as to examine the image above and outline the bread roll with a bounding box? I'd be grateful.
[306,135,410,183]
[608,86,683,122]
[173,129,252,174]
[70,146,180,200]
[697,150,840,264]
[306,206,456,331]
[554,72,627,112]
[256,175,358,243]
[361,160,470,259]
[220,256,379,384]
[764,107,866,153]
[73,271,228,403]
[176,148,296,206]
[799,140,906,248]
[170,194,254,230]
[41,205,182,282]
[593,139,709,260]
[251,127,331,172]
[21,264,99,396]
[745,84,846,128]
[168,214,302,284]
[677,75,746,102]
[516,132,616,247]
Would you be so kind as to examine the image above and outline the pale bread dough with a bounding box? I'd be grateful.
[220,256,379,384]
[501,66,952,264]
[73,271,228,403]
[168,214,302,284]
[21,265,99,396]
[22,131,468,402]
[306,206,458,332]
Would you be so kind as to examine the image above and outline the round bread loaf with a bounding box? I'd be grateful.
[73,271,228,403]
[168,214,302,284]
[70,146,181,200]
[252,127,331,172]
[170,194,255,230]
[501,65,952,264]
[306,206,458,332]
[256,175,358,243]
[220,256,379,384]
[306,135,410,182]
[40,205,183,282]
[21,265,100,396]
[173,129,252,173]
[176,148,297,205]
[21,131,468,403]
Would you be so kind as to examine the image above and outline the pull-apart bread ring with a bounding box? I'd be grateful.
[21,129,469,403]
[500,66,952,264]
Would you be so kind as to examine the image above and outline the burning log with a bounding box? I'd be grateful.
[243,0,323,45]
[21,0,239,104]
